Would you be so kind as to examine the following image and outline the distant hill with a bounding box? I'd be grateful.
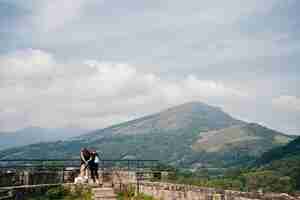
[0,102,293,168]
[0,127,89,150]
[256,136,300,166]
[191,123,293,166]
[252,137,300,189]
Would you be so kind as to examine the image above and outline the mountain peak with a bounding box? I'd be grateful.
[168,101,220,111]
[162,101,224,114]
[80,102,243,141]
[155,101,238,130]
[178,101,209,106]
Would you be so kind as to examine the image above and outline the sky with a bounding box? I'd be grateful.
[0,0,299,134]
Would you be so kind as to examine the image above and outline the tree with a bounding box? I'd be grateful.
[243,170,295,193]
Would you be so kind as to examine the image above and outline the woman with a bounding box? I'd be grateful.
[90,150,100,184]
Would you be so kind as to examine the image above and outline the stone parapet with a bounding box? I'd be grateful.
[136,182,300,200]
[0,169,79,187]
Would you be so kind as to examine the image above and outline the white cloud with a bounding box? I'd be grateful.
[0,0,299,134]
[32,0,88,32]
[0,49,57,91]
[272,96,300,112]
[0,49,54,77]
[183,75,246,98]
[0,49,247,131]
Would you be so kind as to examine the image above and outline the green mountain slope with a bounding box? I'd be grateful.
[0,102,293,168]
[191,124,293,166]
[76,102,244,142]
[246,137,300,190]
[256,136,300,166]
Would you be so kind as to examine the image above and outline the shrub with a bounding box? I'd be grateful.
[46,187,66,199]
[243,170,295,193]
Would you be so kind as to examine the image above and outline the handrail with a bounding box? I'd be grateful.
[0,159,159,169]
[0,159,158,162]
[0,188,11,200]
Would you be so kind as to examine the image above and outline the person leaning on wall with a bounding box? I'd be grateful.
[80,148,91,178]
[90,150,101,185]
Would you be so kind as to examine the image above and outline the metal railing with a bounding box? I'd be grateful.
[0,189,11,200]
[0,159,159,170]
[0,159,165,197]
[0,159,160,188]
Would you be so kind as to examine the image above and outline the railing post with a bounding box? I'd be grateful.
[24,171,30,185]
[102,160,104,185]
[137,174,140,195]
[62,167,64,183]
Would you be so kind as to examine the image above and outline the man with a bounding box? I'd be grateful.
[80,148,91,178]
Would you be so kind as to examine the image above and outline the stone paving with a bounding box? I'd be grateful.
[92,187,117,200]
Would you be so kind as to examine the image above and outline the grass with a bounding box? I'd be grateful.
[117,185,157,200]
[28,185,92,200]
[117,193,157,200]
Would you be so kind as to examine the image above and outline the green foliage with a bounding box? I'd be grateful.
[118,185,136,199]
[117,193,157,200]
[46,187,65,199]
[253,136,300,190]
[256,136,300,166]
[29,186,92,200]
[205,178,244,191]
[161,137,300,193]
[243,170,295,193]
[163,166,296,193]
[67,186,92,200]
[134,194,157,200]
[117,184,157,200]
[151,163,176,171]
[165,168,244,191]
[256,155,300,190]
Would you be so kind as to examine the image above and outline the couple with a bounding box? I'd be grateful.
[80,148,101,184]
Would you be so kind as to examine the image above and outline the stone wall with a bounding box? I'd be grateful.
[0,169,79,187]
[0,171,24,187]
[2,170,299,200]
[137,182,300,200]
[107,171,300,200]
[0,183,94,200]
[0,184,62,200]
[112,170,137,185]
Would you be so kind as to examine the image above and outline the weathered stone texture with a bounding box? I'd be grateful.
[1,170,300,200]
[136,182,299,200]
[0,169,79,187]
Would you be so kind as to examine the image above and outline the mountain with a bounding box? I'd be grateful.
[191,123,293,167]
[0,127,89,150]
[0,102,293,168]
[251,137,300,189]
[77,102,244,141]
[256,136,300,166]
